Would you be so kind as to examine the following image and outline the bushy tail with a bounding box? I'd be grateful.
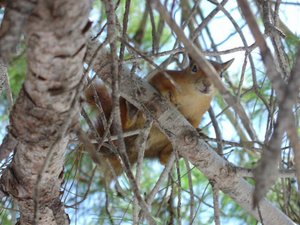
[85,82,113,124]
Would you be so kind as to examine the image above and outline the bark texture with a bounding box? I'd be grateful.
[0,1,90,224]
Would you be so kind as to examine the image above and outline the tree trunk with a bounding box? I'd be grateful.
[0,0,90,224]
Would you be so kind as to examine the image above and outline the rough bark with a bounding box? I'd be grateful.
[0,0,90,224]
[86,41,294,225]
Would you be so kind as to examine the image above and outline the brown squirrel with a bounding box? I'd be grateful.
[85,57,233,176]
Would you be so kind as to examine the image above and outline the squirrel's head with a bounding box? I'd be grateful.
[187,56,234,95]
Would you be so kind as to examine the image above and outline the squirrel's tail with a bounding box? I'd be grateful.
[85,82,113,123]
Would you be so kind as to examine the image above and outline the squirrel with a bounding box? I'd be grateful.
[85,57,233,177]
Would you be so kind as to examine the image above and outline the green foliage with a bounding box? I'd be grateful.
[0,214,12,225]
[0,202,16,225]
[221,197,257,225]
[8,54,26,98]
[285,32,300,61]
[286,33,299,49]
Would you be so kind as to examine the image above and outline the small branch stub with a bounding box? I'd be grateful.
[182,129,198,148]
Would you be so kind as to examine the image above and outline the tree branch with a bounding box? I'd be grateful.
[151,0,258,142]
[237,0,300,206]
[85,40,294,225]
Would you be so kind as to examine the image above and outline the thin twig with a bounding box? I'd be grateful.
[103,1,157,224]
[184,159,194,225]
[211,181,220,225]
[152,0,258,142]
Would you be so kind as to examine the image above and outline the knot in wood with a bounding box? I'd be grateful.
[183,129,198,147]
[220,167,228,177]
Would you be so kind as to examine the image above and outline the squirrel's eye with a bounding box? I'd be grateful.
[191,64,198,73]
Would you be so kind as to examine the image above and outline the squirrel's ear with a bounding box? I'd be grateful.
[188,54,193,65]
[209,59,234,73]
[188,55,199,72]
